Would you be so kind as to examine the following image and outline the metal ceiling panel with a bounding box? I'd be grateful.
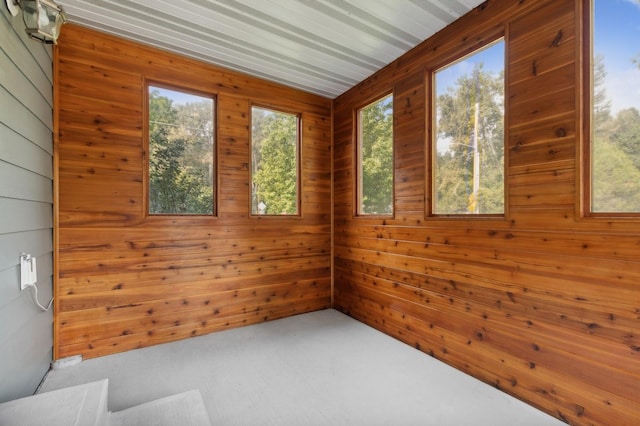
[56,0,485,98]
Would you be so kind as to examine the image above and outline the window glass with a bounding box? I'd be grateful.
[148,86,215,215]
[433,40,505,215]
[590,0,640,213]
[251,107,299,215]
[357,94,394,216]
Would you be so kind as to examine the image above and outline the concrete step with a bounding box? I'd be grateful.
[0,379,109,426]
[0,379,211,426]
[109,389,212,426]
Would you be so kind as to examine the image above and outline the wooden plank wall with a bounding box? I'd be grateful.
[54,25,332,360]
[333,0,639,424]
[0,6,54,403]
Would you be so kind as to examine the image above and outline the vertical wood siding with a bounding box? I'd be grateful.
[54,25,332,360]
[0,8,54,403]
[333,0,639,424]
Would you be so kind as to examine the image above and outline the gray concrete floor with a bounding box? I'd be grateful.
[41,309,564,425]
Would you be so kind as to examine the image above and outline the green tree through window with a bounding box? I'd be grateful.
[433,40,505,215]
[251,107,299,215]
[358,94,393,215]
[148,86,214,215]
[589,0,640,213]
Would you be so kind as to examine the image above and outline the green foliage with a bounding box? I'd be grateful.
[590,50,640,212]
[590,7,640,212]
[592,132,640,212]
[610,108,640,169]
[148,89,214,215]
[359,95,393,215]
[592,106,640,212]
[434,64,504,214]
[251,108,298,215]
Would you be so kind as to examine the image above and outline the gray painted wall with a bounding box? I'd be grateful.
[0,6,55,403]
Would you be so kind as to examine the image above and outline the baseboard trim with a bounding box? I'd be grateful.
[51,354,83,370]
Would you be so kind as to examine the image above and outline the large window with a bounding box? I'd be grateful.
[357,94,394,216]
[251,106,300,215]
[148,85,215,215]
[432,39,505,216]
[587,0,640,214]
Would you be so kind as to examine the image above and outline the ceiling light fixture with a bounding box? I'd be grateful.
[5,0,66,44]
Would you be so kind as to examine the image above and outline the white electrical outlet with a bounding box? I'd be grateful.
[19,254,37,290]
[30,257,37,284]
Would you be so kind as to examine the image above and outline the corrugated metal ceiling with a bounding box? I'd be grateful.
[56,0,485,98]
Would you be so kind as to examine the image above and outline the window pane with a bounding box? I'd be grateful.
[590,0,640,213]
[148,86,214,215]
[358,94,393,215]
[433,40,505,215]
[251,107,299,215]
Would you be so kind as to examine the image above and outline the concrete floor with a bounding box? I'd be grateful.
[41,309,565,425]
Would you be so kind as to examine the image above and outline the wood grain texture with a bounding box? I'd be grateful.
[54,25,332,360]
[333,0,640,425]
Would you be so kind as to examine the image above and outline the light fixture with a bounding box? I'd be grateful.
[5,0,66,44]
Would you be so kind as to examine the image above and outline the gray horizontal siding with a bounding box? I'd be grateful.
[0,6,54,404]
[0,124,53,177]
[0,161,53,203]
[0,87,53,149]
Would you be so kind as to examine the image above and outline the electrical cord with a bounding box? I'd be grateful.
[20,253,53,312]
[28,283,54,312]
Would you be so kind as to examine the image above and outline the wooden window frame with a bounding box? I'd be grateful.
[144,80,218,218]
[427,35,507,219]
[249,103,302,218]
[580,0,640,219]
[354,91,395,218]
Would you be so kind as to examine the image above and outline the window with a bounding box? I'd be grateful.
[357,94,394,216]
[432,39,505,215]
[147,85,215,215]
[251,106,300,215]
[587,0,640,214]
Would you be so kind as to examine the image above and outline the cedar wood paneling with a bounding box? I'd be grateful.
[54,25,332,360]
[333,0,639,425]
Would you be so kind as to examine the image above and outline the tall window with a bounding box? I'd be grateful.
[587,0,640,214]
[357,94,394,216]
[148,85,215,215]
[432,39,505,216]
[251,106,300,215]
